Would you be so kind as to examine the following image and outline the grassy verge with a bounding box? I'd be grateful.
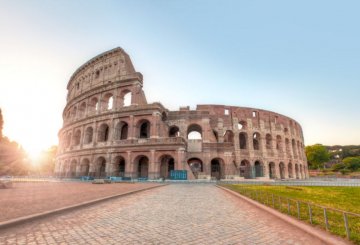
[223,184,360,244]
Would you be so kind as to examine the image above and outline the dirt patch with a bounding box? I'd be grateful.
[0,181,161,222]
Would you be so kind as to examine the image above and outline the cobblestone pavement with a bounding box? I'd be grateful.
[0,184,327,245]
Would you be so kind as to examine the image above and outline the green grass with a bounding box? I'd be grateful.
[224,184,360,244]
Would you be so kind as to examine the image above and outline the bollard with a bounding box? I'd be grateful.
[343,212,350,240]
[308,203,312,224]
[324,208,329,231]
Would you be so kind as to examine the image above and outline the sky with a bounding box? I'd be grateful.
[0,0,359,157]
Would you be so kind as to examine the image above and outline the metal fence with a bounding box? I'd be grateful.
[225,185,360,244]
[220,180,360,187]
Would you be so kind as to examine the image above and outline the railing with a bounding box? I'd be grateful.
[224,185,360,244]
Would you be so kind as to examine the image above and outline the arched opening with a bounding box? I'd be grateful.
[79,102,86,117]
[113,156,126,177]
[300,164,304,179]
[69,160,77,177]
[115,121,128,140]
[288,162,293,178]
[107,96,113,110]
[238,120,247,130]
[137,156,149,178]
[187,124,202,140]
[96,157,106,178]
[269,162,276,179]
[295,164,299,179]
[265,134,272,150]
[285,138,291,157]
[98,123,109,142]
[187,158,203,179]
[239,132,247,149]
[211,158,223,180]
[73,130,81,146]
[123,91,132,107]
[254,161,263,177]
[71,106,77,119]
[66,133,72,147]
[80,159,90,176]
[161,112,167,121]
[240,160,251,179]
[253,132,261,150]
[223,130,234,144]
[292,139,297,158]
[276,135,282,151]
[89,97,99,113]
[279,162,285,179]
[138,120,150,138]
[84,127,93,144]
[159,155,175,179]
[169,126,180,137]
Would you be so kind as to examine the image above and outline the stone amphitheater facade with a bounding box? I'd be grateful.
[55,47,308,180]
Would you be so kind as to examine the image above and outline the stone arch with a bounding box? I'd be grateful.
[239,132,247,149]
[84,126,93,144]
[210,158,224,180]
[80,158,90,176]
[223,130,234,144]
[187,124,202,140]
[253,132,261,150]
[94,156,107,178]
[300,164,304,179]
[115,121,128,140]
[169,126,180,137]
[276,135,282,151]
[265,134,272,150]
[89,97,99,113]
[103,93,114,110]
[279,162,285,179]
[288,162,293,178]
[79,101,86,117]
[120,89,132,107]
[112,155,126,177]
[66,133,72,147]
[240,160,251,178]
[134,155,149,178]
[238,120,247,130]
[254,160,264,177]
[98,123,110,142]
[69,159,77,177]
[292,139,297,158]
[269,162,276,179]
[285,138,291,157]
[137,119,151,139]
[159,154,175,179]
[71,106,77,119]
[187,158,203,179]
[73,129,81,146]
[295,163,299,179]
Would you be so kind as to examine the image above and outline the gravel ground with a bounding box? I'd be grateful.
[0,181,161,222]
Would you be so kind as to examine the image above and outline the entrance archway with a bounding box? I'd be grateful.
[160,155,175,179]
[254,161,263,177]
[279,162,285,179]
[210,158,223,180]
[188,158,203,179]
[269,162,276,179]
[137,156,149,178]
[113,156,126,177]
[240,160,251,179]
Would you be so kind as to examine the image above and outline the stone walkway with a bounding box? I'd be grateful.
[0,184,326,244]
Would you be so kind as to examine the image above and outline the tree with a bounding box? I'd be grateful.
[342,157,360,171]
[305,144,330,169]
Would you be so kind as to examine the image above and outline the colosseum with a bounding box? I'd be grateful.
[55,47,308,180]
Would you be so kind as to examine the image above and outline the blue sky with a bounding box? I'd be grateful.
[0,0,359,155]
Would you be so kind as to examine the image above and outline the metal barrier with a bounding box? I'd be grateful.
[225,185,360,243]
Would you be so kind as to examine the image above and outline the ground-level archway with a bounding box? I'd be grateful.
[279,162,285,179]
[210,158,224,180]
[240,160,251,179]
[269,162,276,179]
[254,161,264,177]
[136,156,149,178]
[113,156,126,177]
[159,155,175,179]
[188,158,203,179]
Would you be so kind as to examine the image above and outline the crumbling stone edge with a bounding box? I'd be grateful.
[216,185,351,245]
[0,184,167,230]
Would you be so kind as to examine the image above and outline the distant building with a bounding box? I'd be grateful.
[55,48,308,180]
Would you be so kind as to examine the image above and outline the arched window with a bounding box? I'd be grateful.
[73,130,81,145]
[276,135,282,151]
[238,120,247,130]
[123,91,132,107]
[253,132,261,150]
[138,120,150,138]
[239,132,247,149]
[265,134,272,150]
[79,102,86,117]
[84,127,93,144]
[89,97,99,113]
[98,124,109,142]
[169,126,180,137]
[115,122,128,140]
[187,124,202,140]
[223,130,234,144]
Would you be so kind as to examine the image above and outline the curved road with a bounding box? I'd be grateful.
[0,184,326,244]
